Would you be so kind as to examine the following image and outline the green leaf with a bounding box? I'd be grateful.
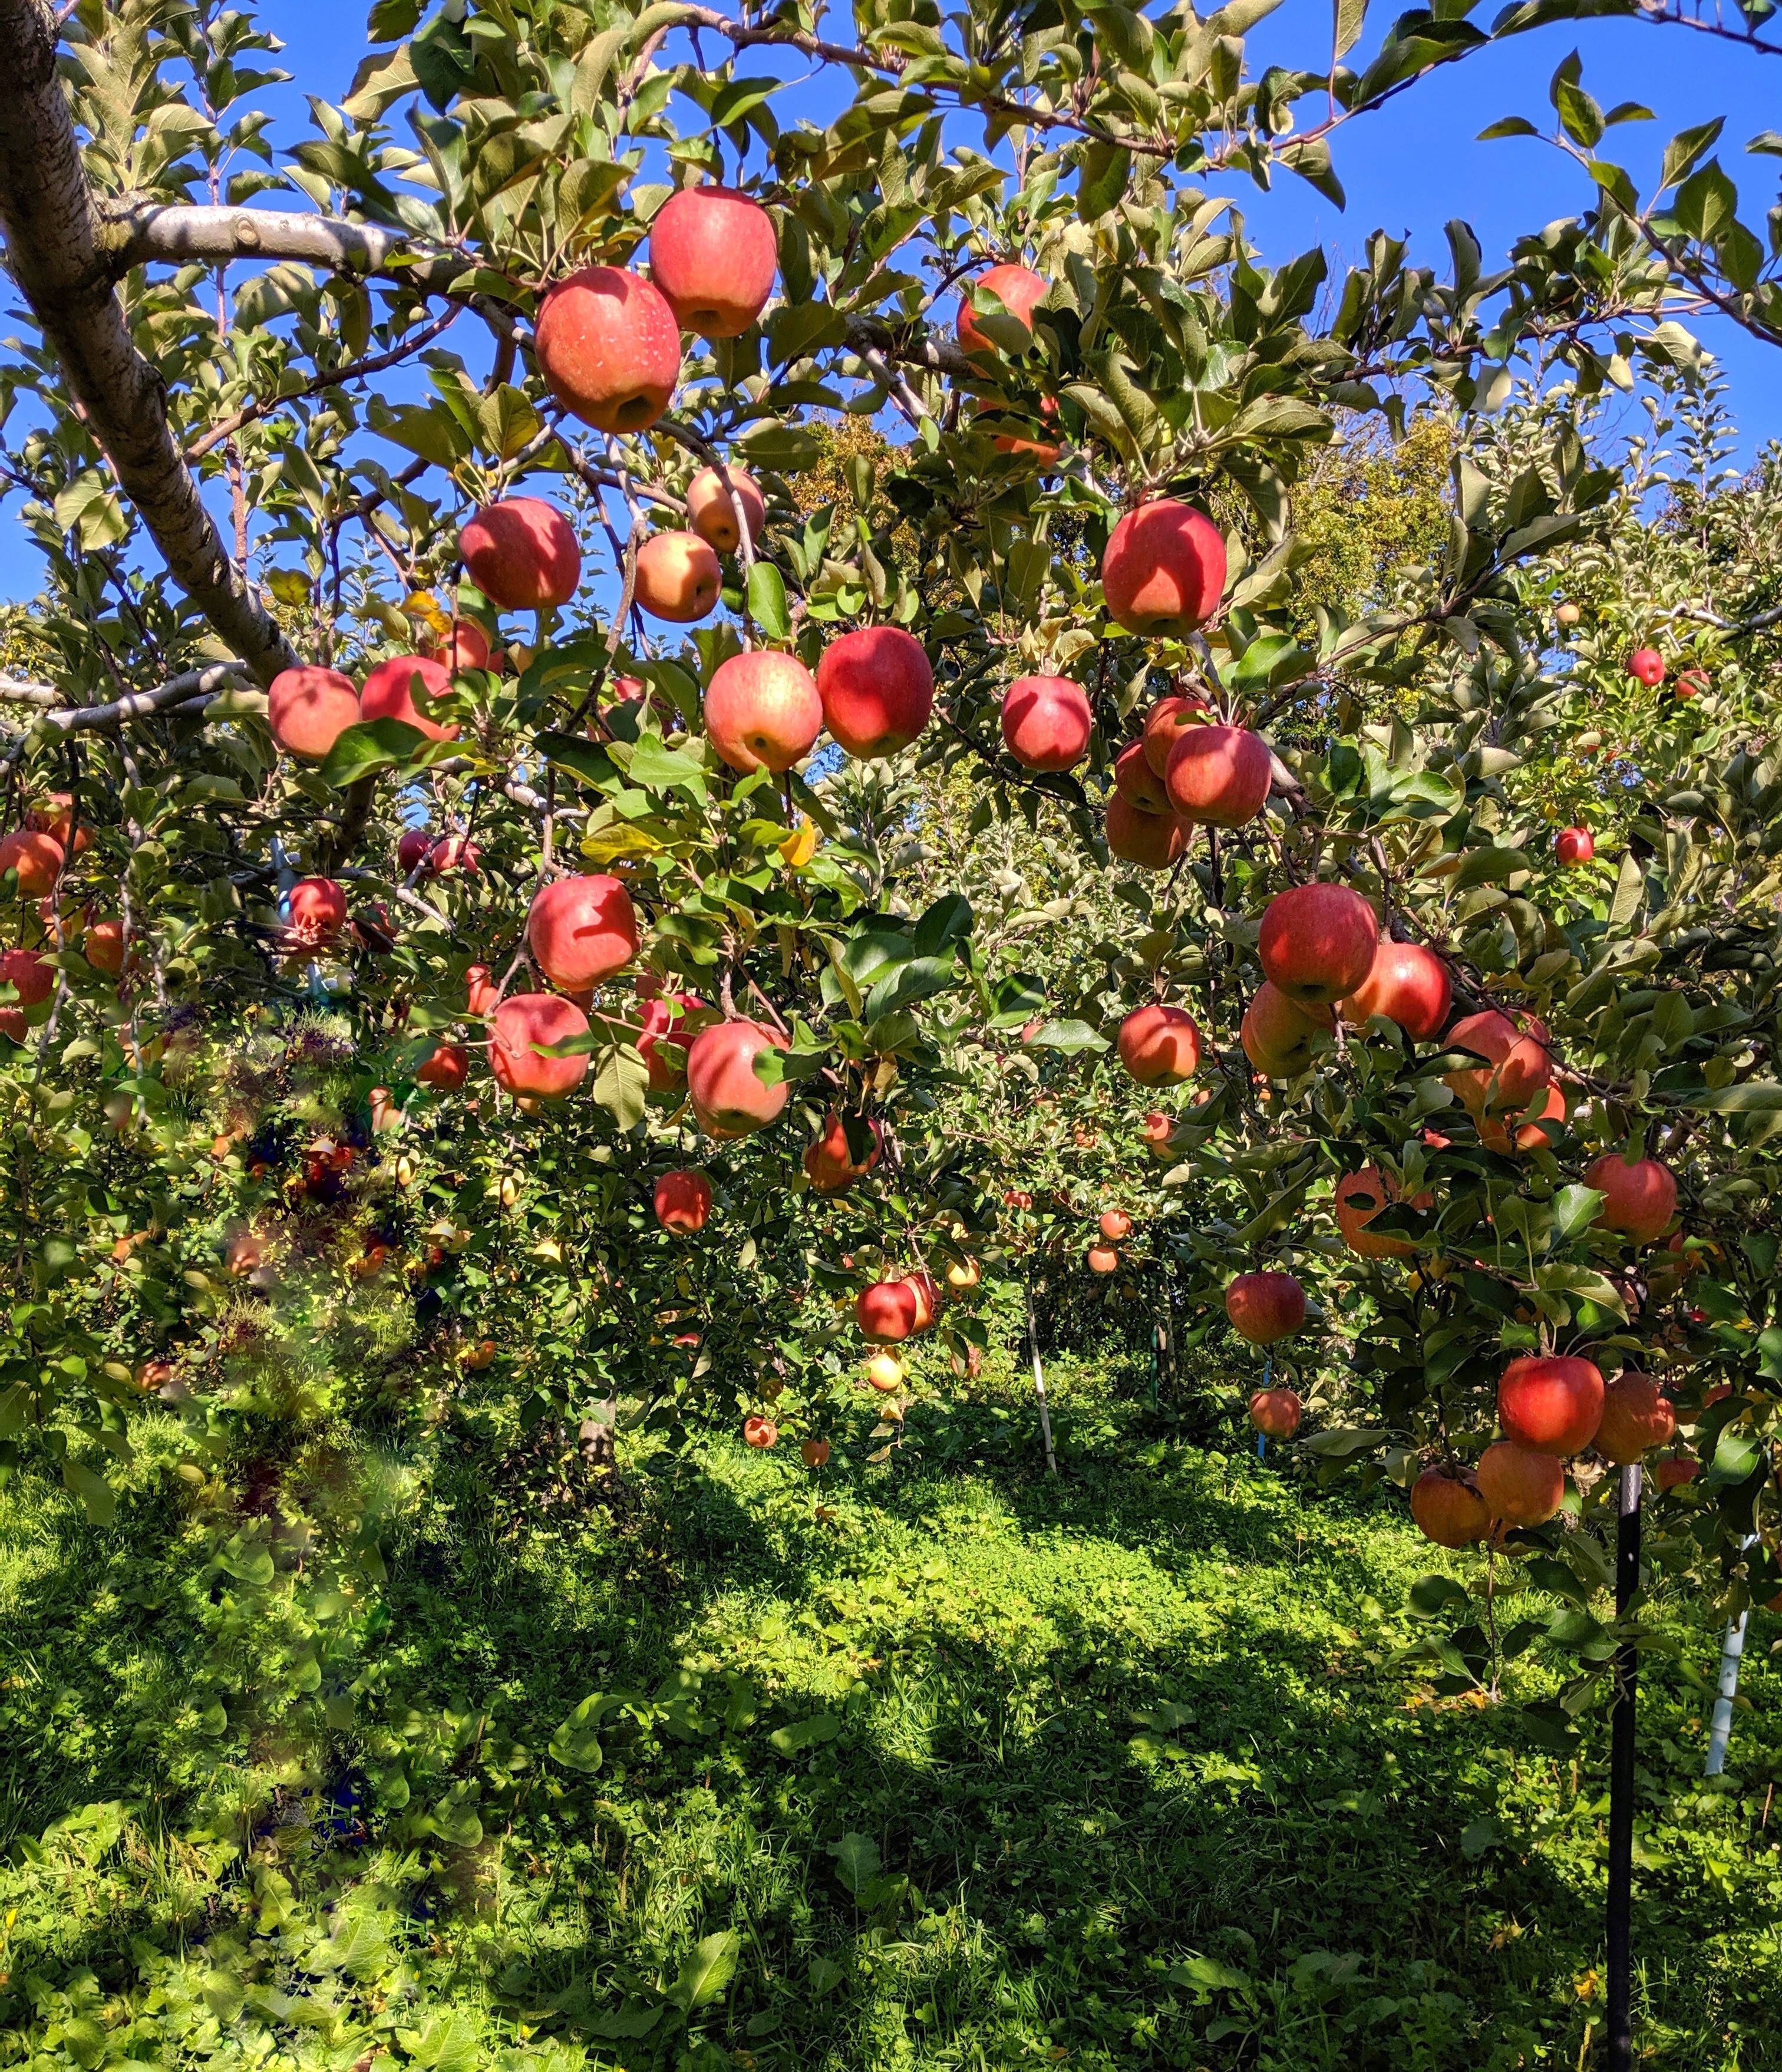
[1685,1080,1782,1113]
[628,734,710,797]
[1662,117,1727,190]
[592,1044,649,1130]
[808,1955,847,1996]
[61,1456,115,1526]
[1333,0,1367,60]
[769,1712,841,1755]
[1026,1018,1107,1054]
[1077,140,1131,222]
[864,955,955,1024]
[1608,850,1646,929]
[1478,116,1540,141]
[318,717,454,788]
[1407,1573,1469,1618]
[747,562,791,639]
[671,1929,740,2011]
[833,1830,882,1895]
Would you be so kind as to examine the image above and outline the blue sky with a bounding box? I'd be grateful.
[4,0,1778,609]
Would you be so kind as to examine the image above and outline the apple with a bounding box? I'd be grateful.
[1249,1387,1302,1439]
[905,1271,941,1328]
[863,1350,904,1394]
[817,625,934,759]
[1140,694,1207,778]
[1626,646,1665,687]
[1583,1152,1677,1245]
[1114,738,1171,811]
[1241,981,1332,1077]
[956,262,1048,352]
[972,392,1061,461]
[1001,674,1093,771]
[1674,669,1708,700]
[802,1437,831,1467]
[1554,824,1595,867]
[742,1413,779,1449]
[1163,725,1270,828]
[635,530,721,622]
[1100,1208,1133,1242]
[685,464,766,554]
[1339,939,1451,1041]
[946,1256,980,1291]
[1475,1440,1566,1526]
[1102,501,1226,638]
[466,963,497,1017]
[1117,1002,1202,1085]
[0,946,51,1040]
[1088,1244,1119,1275]
[686,1017,790,1135]
[81,917,124,975]
[27,795,90,854]
[415,1041,468,1092]
[0,830,63,896]
[803,1110,883,1194]
[1594,1372,1677,1464]
[1106,791,1188,870]
[535,265,681,431]
[360,654,457,741]
[1410,1467,1492,1547]
[1656,1456,1699,1493]
[1442,1009,1552,1116]
[704,651,823,773]
[1479,1083,1569,1155]
[1335,1166,1423,1260]
[859,1279,919,1341]
[427,617,492,673]
[1555,601,1582,626]
[649,184,778,337]
[268,665,361,760]
[459,497,581,612]
[655,1169,712,1234]
[527,874,639,992]
[1499,1354,1604,1456]
[1225,1270,1305,1344]
[639,989,702,1090]
[288,877,346,946]
[491,992,590,1100]
[1259,883,1378,1008]
[398,827,434,875]
[1141,1110,1174,1158]
[428,837,479,874]
[369,1087,400,1133]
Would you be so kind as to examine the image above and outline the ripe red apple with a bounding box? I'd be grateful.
[704,651,823,773]
[639,989,702,1091]
[972,392,1061,460]
[428,836,479,875]
[1626,646,1665,687]
[1583,1152,1677,1245]
[536,265,681,431]
[428,617,492,673]
[817,625,933,759]
[686,1017,790,1136]
[81,917,124,975]
[1100,1208,1133,1242]
[268,665,361,760]
[635,530,721,622]
[1241,981,1332,1077]
[398,827,434,875]
[360,654,457,741]
[1141,1110,1174,1158]
[1594,1371,1677,1465]
[1339,939,1451,1041]
[1114,738,1170,811]
[1555,825,1594,867]
[27,795,90,854]
[1674,668,1708,700]
[802,1437,831,1467]
[1410,1467,1492,1547]
[905,1271,941,1328]
[956,262,1048,352]
[1225,1271,1305,1344]
[1088,1244,1119,1275]
[1249,1387,1302,1439]
[415,1040,468,1092]
[1140,694,1207,778]
[1106,791,1188,870]
[527,874,639,992]
[491,992,590,1100]
[1117,1002,1203,1085]
[649,184,778,338]
[1335,1166,1422,1260]
[1101,501,1226,638]
[1499,1354,1604,1456]
[858,1279,919,1341]
[655,1168,712,1234]
[1001,675,1093,771]
[466,963,497,1017]
[0,830,63,896]
[1259,883,1378,1008]
[1555,600,1582,626]
[1443,1009,1552,1116]
[803,1110,883,1194]
[1476,1440,1566,1525]
[1656,1455,1699,1493]
[0,947,52,1040]
[459,497,581,612]
[685,464,766,554]
[288,877,346,946]
[1479,1083,1569,1156]
[1163,725,1270,828]
[742,1413,779,1449]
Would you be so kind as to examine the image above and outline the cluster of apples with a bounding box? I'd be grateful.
[1,797,131,1038]
[1086,1205,1131,1276]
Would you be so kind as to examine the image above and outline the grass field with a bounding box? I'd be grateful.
[3,1351,1780,2071]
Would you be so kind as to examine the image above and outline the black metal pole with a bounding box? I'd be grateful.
[1606,1460,1641,2072]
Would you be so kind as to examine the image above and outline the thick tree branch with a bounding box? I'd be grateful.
[0,0,296,685]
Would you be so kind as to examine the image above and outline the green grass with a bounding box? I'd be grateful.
[3,1355,1781,2071]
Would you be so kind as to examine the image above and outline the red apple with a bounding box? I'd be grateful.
[459,497,580,612]
[649,184,778,338]
[1595,1372,1677,1464]
[1225,1271,1305,1344]
[686,1017,790,1136]
[1241,981,1332,1077]
[1335,1166,1423,1260]
[1249,1387,1302,1440]
[466,963,497,1018]
[655,1168,712,1234]
[704,651,823,773]
[802,1437,831,1467]
[1499,1354,1604,1456]
[491,992,590,1100]
[1583,1152,1677,1245]
[803,1111,883,1195]
[535,265,681,432]
[1117,1002,1203,1085]
[288,877,346,946]
[1555,824,1594,867]
[904,1271,941,1328]
[527,874,639,992]
[1674,669,1708,700]
[398,827,434,876]
[858,1279,919,1342]
[1410,1467,1492,1547]
[1555,600,1582,626]
[817,625,934,759]
[27,795,90,854]
[1259,883,1378,1008]
[428,837,480,875]
[1163,725,1270,828]
[1001,675,1092,771]
[1100,1208,1133,1242]
[1626,647,1665,687]
[1114,738,1170,811]
[268,665,361,761]
[1141,1110,1174,1158]
[685,464,766,554]
[1088,1244,1120,1275]
[972,392,1062,461]
[1102,501,1227,639]
[1106,791,1188,870]
[415,1041,468,1092]
[1476,1440,1566,1525]
[0,945,52,1042]
[742,1413,779,1449]
[429,617,492,672]
[1140,694,1208,778]
[360,654,457,741]
[1479,1083,1569,1155]
[639,989,702,1090]
[956,262,1048,353]
[1339,939,1451,1041]
[1443,1009,1552,1116]
[635,530,721,622]
[82,917,124,975]
[1656,1455,1698,1493]
[0,830,64,896]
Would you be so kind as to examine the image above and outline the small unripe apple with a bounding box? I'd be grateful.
[817,625,934,759]
[1001,675,1092,771]
[536,265,681,431]
[956,262,1047,352]
[1163,725,1270,828]
[527,873,639,992]
[685,464,766,554]
[360,654,457,741]
[1117,1002,1202,1085]
[649,185,778,338]
[458,497,581,611]
[491,992,590,1100]
[1102,501,1226,638]
[635,530,721,622]
[704,651,823,773]
[655,1168,713,1234]
[268,665,361,760]
[1258,882,1378,1008]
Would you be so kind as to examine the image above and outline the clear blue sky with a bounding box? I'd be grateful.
[4,0,1778,608]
